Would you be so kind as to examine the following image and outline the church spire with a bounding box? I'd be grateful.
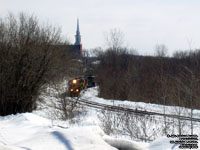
[74,18,81,45]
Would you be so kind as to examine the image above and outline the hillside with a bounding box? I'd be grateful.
[0,87,199,150]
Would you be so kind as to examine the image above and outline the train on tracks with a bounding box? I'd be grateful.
[68,76,96,97]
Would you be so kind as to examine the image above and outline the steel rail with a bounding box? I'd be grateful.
[68,97,200,122]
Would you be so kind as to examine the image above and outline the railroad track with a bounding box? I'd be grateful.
[68,97,200,122]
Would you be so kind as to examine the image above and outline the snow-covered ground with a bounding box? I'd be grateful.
[0,86,199,150]
[0,113,118,150]
[82,87,200,118]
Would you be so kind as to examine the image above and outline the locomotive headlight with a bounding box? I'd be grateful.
[75,89,79,92]
[70,89,73,92]
[72,79,77,84]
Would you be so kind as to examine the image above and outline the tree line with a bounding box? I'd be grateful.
[95,45,200,110]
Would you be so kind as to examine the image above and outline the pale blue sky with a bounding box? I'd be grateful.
[1,0,200,55]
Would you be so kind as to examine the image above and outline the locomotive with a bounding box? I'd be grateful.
[68,76,96,97]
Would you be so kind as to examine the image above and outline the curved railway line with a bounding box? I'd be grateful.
[68,97,200,122]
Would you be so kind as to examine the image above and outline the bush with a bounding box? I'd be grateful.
[0,13,71,115]
[98,109,162,142]
[39,81,86,124]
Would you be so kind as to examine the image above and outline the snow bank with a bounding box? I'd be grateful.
[0,113,117,150]
[104,135,146,150]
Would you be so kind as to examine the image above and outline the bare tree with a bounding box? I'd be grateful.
[104,28,125,50]
[170,77,186,135]
[160,77,171,135]
[154,44,168,57]
[0,12,72,115]
[155,45,170,134]
[178,67,200,135]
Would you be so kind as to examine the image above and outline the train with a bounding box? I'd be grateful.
[68,76,96,97]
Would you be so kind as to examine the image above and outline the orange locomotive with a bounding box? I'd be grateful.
[68,76,96,97]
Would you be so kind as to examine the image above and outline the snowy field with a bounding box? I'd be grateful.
[0,86,200,150]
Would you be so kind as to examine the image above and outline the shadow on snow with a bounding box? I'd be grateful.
[51,131,74,150]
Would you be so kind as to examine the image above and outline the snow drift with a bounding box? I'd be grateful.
[0,113,118,150]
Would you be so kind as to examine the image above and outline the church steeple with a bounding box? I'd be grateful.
[74,18,81,45]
